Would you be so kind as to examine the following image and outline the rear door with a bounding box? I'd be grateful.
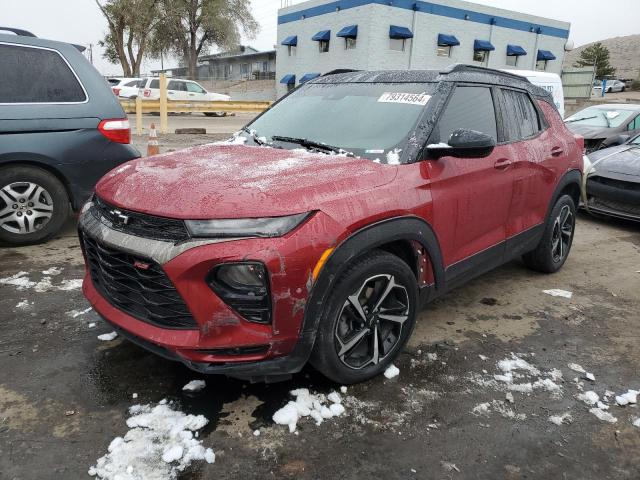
[426,84,514,283]
[495,87,550,237]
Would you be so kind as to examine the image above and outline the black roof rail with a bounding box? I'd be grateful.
[441,63,531,83]
[0,27,36,37]
[322,69,361,76]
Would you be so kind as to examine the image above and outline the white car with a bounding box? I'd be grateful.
[107,77,142,97]
[594,79,626,94]
[138,78,230,102]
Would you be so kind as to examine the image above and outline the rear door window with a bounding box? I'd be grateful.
[0,43,86,103]
[498,88,541,142]
[431,86,497,143]
[149,79,160,89]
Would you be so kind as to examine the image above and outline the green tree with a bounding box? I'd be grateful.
[96,0,162,76]
[574,42,616,79]
[151,0,259,79]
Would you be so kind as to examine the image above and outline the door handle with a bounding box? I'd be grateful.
[551,146,563,157]
[494,158,512,170]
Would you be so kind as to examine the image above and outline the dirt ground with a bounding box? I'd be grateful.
[1,204,639,479]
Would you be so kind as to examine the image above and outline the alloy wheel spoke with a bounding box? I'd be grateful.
[14,214,28,233]
[0,204,14,218]
[337,328,369,358]
[370,326,380,365]
[378,313,408,324]
[347,294,368,323]
[372,275,395,312]
[0,188,16,205]
[23,183,38,201]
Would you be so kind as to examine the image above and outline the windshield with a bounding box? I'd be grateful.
[245,82,436,161]
[565,106,635,128]
[632,135,640,145]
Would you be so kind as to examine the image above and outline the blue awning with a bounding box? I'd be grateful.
[389,25,413,39]
[312,30,331,42]
[537,49,556,61]
[300,73,320,84]
[337,25,358,38]
[507,44,527,56]
[437,34,460,46]
[280,74,295,85]
[474,39,495,51]
[281,35,297,46]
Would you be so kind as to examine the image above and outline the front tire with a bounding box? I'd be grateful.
[523,194,576,273]
[310,250,418,384]
[0,166,70,246]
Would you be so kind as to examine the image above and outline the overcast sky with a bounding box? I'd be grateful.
[1,0,638,75]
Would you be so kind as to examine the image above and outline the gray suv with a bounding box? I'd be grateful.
[0,28,139,246]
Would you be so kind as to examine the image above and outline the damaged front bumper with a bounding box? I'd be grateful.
[78,203,340,380]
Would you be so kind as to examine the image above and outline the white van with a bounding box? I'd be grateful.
[503,70,564,118]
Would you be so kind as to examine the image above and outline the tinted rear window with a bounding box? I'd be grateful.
[149,79,159,89]
[499,89,541,141]
[0,43,86,103]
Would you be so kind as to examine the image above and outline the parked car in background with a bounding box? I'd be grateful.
[79,66,583,384]
[136,77,230,116]
[593,79,627,94]
[565,104,640,152]
[504,70,565,118]
[0,28,139,246]
[109,77,142,98]
[582,133,640,222]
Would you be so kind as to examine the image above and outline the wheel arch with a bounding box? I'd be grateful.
[298,216,445,358]
[549,169,582,216]
[0,159,73,206]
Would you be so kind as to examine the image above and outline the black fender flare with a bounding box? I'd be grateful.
[294,216,445,361]
[546,169,582,218]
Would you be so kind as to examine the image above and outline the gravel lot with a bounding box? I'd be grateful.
[1,206,639,479]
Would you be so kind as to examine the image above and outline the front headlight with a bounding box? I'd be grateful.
[185,212,311,238]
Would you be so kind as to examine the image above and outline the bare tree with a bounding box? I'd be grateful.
[152,0,259,79]
[96,0,162,76]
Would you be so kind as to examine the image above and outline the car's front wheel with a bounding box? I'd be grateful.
[523,194,576,273]
[0,166,70,246]
[311,250,418,384]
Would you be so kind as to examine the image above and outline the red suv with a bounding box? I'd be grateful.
[79,66,583,384]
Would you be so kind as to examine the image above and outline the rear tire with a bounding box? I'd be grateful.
[522,194,576,273]
[310,250,418,384]
[0,166,70,246]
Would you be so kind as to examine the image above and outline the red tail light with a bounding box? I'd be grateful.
[143,89,151,97]
[98,119,131,144]
[112,87,121,96]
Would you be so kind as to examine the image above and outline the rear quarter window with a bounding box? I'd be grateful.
[0,43,86,103]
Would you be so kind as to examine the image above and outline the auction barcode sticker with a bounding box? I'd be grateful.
[377,92,431,106]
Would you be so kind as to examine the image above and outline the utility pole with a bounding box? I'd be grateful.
[88,43,94,65]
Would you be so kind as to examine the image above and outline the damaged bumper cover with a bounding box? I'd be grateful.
[78,204,341,380]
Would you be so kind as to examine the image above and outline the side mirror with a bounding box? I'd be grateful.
[426,129,496,159]
[604,134,630,148]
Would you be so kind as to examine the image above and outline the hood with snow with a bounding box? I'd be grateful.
[95,144,397,219]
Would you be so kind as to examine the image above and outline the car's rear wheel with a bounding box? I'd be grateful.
[523,194,576,273]
[311,250,418,384]
[0,166,70,246]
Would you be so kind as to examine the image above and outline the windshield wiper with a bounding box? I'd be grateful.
[565,115,598,124]
[600,111,611,128]
[270,135,355,157]
[241,126,269,146]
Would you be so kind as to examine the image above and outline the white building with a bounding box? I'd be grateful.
[276,0,571,97]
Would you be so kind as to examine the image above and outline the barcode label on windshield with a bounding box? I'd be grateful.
[377,92,431,106]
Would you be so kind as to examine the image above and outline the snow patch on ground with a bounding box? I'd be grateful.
[42,267,62,275]
[272,388,346,432]
[472,400,526,421]
[97,332,118,342]
[549,412,573,425]
[384,364,400,379]
[543,289,573,298]
[67,307,92,318]
[0,271,82,292]
[15,300,31,309]
[568,363,586,374]
[578,391,599,406]
[589,408,617,423]
[615,390,638,406]
[88,401,214,479]
[182,380,206,393]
